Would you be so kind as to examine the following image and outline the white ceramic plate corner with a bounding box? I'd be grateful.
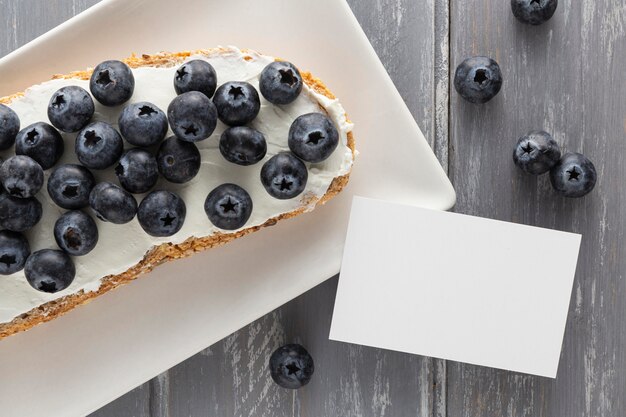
[0,1,455,416]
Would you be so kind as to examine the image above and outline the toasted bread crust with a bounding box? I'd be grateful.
[0,48,355,339]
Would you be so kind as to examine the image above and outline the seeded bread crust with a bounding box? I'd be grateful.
[0,48,355,339]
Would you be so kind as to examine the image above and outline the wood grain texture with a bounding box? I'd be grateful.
[447,0,626,416]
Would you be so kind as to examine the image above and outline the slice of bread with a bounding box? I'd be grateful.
[0,48,355,339]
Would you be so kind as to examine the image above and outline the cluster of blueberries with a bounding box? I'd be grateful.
[453,0,596,198]
[0,55,340,294]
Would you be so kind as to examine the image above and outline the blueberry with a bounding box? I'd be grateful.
[288,113,339,163]
[0,194,42,232]
[24,249,75,293]
[0,230,30,275]
[47,164,95,209]
[89,60,135,106]
[219,126,267,166]
[137,190,186,237]
[167,91,218,142]
[115,149,159,194]
[156,136,201,183]
[260,153,308,200]
[0,103,20,150]
[513,131,561,175]
[260,61,303,105]
[549,153,597,198]
[204,184,253,230]
[75,121,124,170]
[269,344,314,389]
[54,210,98,256]
[511,0,558,25]
[47,85,94,133]
[89,182,137,224]
[213,81,261,126]
[174,60,218,98]
[118,101,168,147]
[454,56,503,104]
[15,122,64,170]
[0,156,44,198]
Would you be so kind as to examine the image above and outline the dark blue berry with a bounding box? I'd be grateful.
[15,122,64,170]
[24,249,75,293]
[115,149,159,194]
[137,190,186,237]
[549,153,597,198]
[513,131,561,175]
[89,60,135,106]
[213,81,260,126]
[0,156,44,198]
[269,344,314,389]
[75,121,124,170]
[0,103,20,150]
[261,153,308,200]
[167,91,217,142]
[174,60,217,98]
[118,101,168,147]
[89,182,137,224]
[454,56,503,104]
[0,194,42,232]
[47,164,95,209]
[54,210,98,256]
[288,113,339,163]
[47,85,94,132]
[260,61,303,105]
[204,184,253,230]
[511,0,558,25]
[0,230,30,275]
[157,136,201,183]
[219,126,267,166]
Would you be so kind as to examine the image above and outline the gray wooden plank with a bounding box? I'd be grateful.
[448,0,626,416]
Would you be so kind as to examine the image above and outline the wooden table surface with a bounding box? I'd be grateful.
[2,0,624,416]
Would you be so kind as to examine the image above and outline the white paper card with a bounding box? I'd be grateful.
[330,197,581,378]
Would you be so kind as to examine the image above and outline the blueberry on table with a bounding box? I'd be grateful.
[119,101,168,147]
[0,103,20,150]
[0,230,30,275]
[549,152,597,198]
[167,91,218,142]
[47,85,95,133]
[213,81,261,126]
[15,122,64,170]
[0,194,42,232]
[174,60,218,98]
[511,0,558,25]
[24,249,75,293]
[204,184,253,230]
[137,190,186,237]
[47,164,95,209]
[0,156,44,198]
[269,344,314,389]
[54,210,98,256]
[288,113,339,163]
[89,60,135,106]
[219,126,267,166]
[75,121,124,170]
[454,56,503,104]
[513,130,561,175]
[260,61,303,105]
[89,182,137,224]
[156,136,201,184]
[115,149,159,194]
[261,152,308,200]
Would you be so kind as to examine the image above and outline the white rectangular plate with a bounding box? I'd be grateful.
[331,197,581,378]
[0,1,455,416]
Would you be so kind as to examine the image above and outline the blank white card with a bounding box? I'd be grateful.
[330,197,581,378]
